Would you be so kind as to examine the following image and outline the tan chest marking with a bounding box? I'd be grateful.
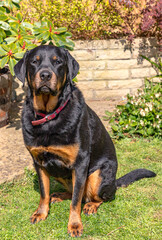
[27,144,79,166]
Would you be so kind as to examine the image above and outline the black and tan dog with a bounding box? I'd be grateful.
[14,45,156,237]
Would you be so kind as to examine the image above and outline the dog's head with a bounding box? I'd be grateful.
[14,45,79,97]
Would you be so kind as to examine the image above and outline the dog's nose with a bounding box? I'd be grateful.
[40,70,52,81]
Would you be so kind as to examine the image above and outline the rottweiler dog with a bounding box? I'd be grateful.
[14,45,156,237]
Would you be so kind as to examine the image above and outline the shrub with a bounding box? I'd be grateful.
[104,58,162,139]
[0,0,74,75]
[19,0,162,40]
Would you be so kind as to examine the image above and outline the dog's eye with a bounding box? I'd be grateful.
[32,60,37,64]
[55,59,62,64]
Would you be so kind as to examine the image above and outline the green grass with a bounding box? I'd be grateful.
[0,138,161,240]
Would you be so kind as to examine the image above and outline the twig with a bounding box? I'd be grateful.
[107,225,125,236]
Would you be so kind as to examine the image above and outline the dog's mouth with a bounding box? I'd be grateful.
[36,85,58,96]
[40,86,51,94]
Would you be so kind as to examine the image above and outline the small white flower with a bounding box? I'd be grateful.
[156,115,159,119]
[140,109,145,116]
[147,103,153,111]
[140,120,144,126]
[126,124,129,129]
[157,125,160,129]
[145,108,149,113]
[155,93,160,98]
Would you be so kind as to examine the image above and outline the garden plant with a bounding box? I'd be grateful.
[104,57,162,139]
[20,0,161,42]
[0,0,74,75]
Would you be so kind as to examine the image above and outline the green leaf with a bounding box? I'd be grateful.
[16,13,22,21]
[0,28,6,38]
[105,110,112,117]
[130,121,137,127]
[141,55,162,73]
[1,44,10,52]
[112,125,119,132]
[0,14,8,21]
[12,0,21,4]
[37,32,50,41]
[5,37,16,44]
[9,16,17,21]
[147,127,154,136]
[0,20,10,30]
[47,20,53,29]
[14,51,25,59]
[0,56,9,68]
[26,43,37,50]
[21,22,33,29]
[0,7,6,12]
[9,58,17,76]
[54,27,67,33]
[0,46,7,56]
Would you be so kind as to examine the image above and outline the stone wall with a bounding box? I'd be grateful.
[72,38,161,100]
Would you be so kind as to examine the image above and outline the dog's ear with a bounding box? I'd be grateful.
[65,50,79,82]
[14,51,29,85]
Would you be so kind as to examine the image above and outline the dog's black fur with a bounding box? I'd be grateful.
[14,45,156,237]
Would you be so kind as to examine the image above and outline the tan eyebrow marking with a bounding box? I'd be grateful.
[36,56,40,60]
[53,56,57,60]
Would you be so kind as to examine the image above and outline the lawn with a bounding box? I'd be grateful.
[0,138,161,240]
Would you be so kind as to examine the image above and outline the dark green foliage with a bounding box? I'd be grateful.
[0,1,74,75]
[105,77,162,139]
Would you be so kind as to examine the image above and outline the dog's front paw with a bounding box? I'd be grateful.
[83,202,102,215]
[30,209,48,224]
[68,222,83,237]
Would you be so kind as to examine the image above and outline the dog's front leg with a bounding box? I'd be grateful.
[68,168,87,237]
[30,164,50,224]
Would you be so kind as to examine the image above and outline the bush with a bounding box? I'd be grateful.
[0,0,74,75]
[105,79,162,139]
[20,0,122,39]
[20,0,162,40]
[104,57,162,139]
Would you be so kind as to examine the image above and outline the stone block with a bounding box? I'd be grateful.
[108,79,143,90]
[95,49,131,60]
[71,50,95,60]
[106,58,152,70]
[150,67,159,77]
[132,37,159,49]
[131,68,150,78]
[77,71,93,80]
[94,89,130,100]
[132,47,160,59]
[77,80,107,90]
[107,39,131,49]
[93,69,129,80]
[74,40,94,50]
[79,60,106,70]
[81,90,94,100]
[92,40,109,49]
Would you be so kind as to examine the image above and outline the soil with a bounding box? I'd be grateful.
[0,91,119,184]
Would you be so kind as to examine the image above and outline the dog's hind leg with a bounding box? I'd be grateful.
[83,169,103,215]
[50,192,72,203]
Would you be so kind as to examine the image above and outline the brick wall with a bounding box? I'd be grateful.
[72,38,161,100]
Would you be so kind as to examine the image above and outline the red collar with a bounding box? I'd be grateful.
[31,98,70,126]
